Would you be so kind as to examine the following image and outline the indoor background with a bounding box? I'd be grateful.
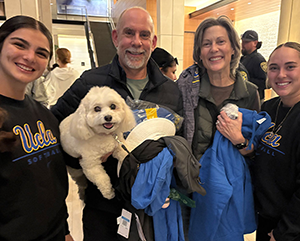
[1,0,298,240]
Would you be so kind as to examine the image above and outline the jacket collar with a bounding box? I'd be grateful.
[108,55,127,83]
[249,49,258,56]
[199,71,251,101]
[243,49,258,59]
[180,64,200,108]
[231,71,251,99]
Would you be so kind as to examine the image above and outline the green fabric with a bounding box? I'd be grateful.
[169,188,196,208]
[126,75,149,100]
[193,71,259,160]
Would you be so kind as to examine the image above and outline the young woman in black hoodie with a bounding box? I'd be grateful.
[252,42,300,241]
[0,15,73,241]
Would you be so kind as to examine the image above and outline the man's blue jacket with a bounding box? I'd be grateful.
[132,148,185,241]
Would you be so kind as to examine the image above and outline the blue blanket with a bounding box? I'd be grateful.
[189,108,271,241]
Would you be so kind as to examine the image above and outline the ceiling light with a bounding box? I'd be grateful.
[189,0,238,19]
[248,2,251,4]
[231,8,234,10]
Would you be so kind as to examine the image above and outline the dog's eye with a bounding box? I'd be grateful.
[94,106,101,112]
[110,104,116,110]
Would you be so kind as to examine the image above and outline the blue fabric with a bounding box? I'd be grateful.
[152,199,184,241]
[131,148,173,215]
[132,148,184,241]
[189,108,272,241]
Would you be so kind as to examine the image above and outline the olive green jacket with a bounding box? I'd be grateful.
[177,64,260,160]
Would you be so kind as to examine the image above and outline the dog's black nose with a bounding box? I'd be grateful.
[104,115,112,122]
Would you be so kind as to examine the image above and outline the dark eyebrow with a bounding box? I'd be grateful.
[285,61,297,65]
[10,37,50,55]
[10,37,29,45]
[268,63,278,67]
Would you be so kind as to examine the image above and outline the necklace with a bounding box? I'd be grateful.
[269,99,295,140]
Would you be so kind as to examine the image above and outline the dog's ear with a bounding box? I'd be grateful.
[70,102,95,140]
[119,99,136,133]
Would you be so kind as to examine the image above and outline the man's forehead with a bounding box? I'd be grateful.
[122,8,148,20]
[117,8,153,31]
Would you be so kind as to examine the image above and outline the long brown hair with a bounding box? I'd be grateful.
[0,108,18,152]
[0,15,51,152]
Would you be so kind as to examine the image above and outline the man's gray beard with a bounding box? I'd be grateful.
[124,54,146,69]
[117,47,150,70]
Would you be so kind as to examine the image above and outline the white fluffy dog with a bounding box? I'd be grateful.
[59,86,136,200]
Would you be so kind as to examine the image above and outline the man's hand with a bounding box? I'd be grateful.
[268,230,276,241]
[100,152,113,163]
[65,234,74,241]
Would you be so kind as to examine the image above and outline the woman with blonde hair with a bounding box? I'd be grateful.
[46,47,80,108]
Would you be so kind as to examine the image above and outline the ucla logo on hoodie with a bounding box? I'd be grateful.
[261,123,281,148]
[12,120,60,166]
[258,122,285,157]
[13,120,57,152]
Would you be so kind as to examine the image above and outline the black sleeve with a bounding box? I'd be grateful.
[273,142,300,240]
[64,220,70,236]
[51,76,90,122]
[249,59,267,98]
[238,62,250,82]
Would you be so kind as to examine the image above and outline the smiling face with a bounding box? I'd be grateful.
[0,28,50,98]
[268,46,300,106]
[200,25,234,76]
[112,8,157,77]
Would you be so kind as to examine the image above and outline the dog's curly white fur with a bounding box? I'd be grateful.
[59,86,136,200]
